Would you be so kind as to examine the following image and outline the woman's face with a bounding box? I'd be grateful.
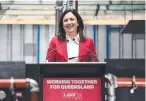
[63,12,78,34]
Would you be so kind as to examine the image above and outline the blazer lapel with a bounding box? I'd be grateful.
[78,41,85,62]
[62,42,68,61]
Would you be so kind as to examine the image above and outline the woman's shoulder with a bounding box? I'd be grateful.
[85,36,94,42]
[84,37,95,46]
[49,36,58,44]
[51,36,58,40]
[50,35,65,43]
[50,36,60,42]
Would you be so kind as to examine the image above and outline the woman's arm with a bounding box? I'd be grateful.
[47,37,56,62]
[89,39,98,62]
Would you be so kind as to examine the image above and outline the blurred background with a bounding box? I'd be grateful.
[0,0,145,63]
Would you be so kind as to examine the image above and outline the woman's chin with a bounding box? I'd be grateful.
[66,30,74,33]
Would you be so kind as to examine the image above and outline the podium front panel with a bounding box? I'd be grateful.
[43,78,101,101]
[40,62,106,101]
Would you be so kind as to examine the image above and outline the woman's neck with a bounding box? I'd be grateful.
[66,32,78,40]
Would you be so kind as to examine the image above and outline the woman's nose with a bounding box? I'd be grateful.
[67,20,71,24]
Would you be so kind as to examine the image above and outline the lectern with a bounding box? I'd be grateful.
[120,20,145,58]
[39,62,106,101]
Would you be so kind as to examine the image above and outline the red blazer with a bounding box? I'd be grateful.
[47,36,97,62]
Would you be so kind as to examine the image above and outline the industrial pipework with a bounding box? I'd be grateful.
[105,73,145,101]
[0,77,39,101]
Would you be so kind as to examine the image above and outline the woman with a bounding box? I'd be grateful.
[46,9,97,62]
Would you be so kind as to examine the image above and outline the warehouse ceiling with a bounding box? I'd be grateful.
[0,0,145,24]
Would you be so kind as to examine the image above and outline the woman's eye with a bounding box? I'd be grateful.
[70,18,74,21]
[64,19,68,22]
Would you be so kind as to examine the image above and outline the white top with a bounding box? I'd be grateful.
[66,34,80,62]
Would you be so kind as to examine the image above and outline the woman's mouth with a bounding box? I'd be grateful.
[66,24,74,29]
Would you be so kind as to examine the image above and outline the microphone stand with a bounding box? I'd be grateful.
[68,54,98,62]
[46,40,69,62]
[72,39,98,62]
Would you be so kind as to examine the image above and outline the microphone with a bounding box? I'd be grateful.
[68,54,97,61]
[72,38,98,62]
[46,40,69,61]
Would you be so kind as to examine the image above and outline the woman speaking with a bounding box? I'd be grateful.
[46,9,97,62]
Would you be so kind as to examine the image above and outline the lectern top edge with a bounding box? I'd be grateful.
[38,62,106,64]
